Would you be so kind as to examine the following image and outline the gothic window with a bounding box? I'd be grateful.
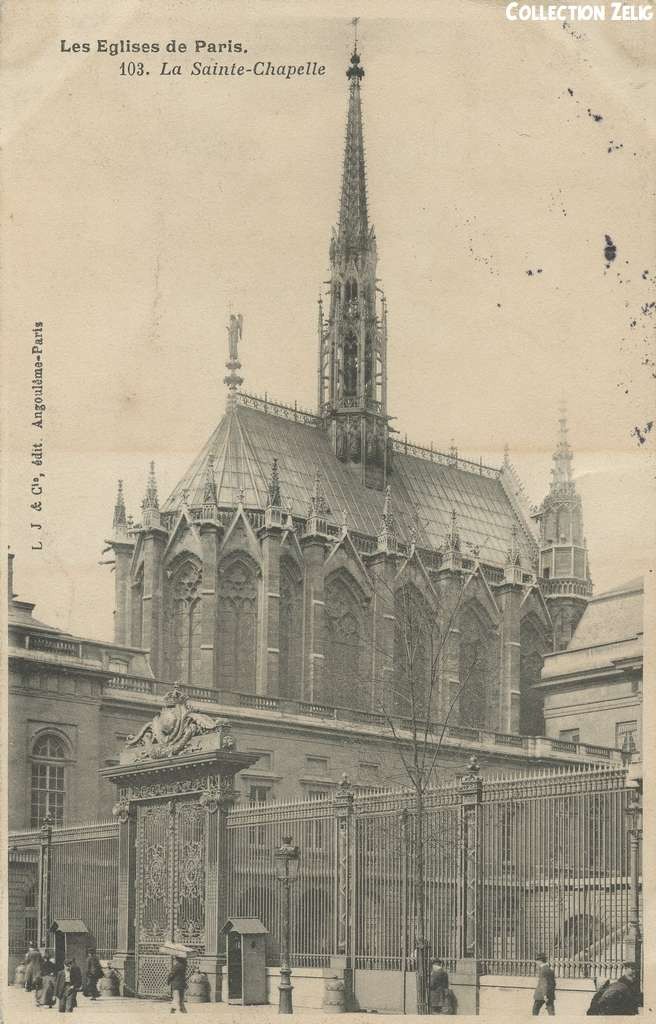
[31,733,67,828]
[131,565,144,647]
[345,278,358,302]
[343,335,358,397]
[165,559,202,685]
[217,556,258,693]
[458,605,492,729]
[325,573,367,710]
[393,585,436,719]
[519,618,548,735]
[279,560,302,699]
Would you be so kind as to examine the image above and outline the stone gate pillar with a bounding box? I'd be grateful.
[333,776,355,1009]
[452,756,482,1015]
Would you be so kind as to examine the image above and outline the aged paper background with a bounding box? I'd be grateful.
[2,0,654,1016]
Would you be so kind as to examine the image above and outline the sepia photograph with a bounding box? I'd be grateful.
[2,1,653,1019]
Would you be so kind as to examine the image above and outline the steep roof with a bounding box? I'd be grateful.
[567,578,643,650]
[163,401,536,568]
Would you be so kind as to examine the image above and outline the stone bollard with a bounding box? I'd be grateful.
[98,968,121,997]
[14,963,26,988]
[187,969,210,1003]
[322,976,346,1013]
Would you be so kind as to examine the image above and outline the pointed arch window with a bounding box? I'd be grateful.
[325,573,367,709]
[279,560,302,699]
[165,558,202,685]
[393,585,437,719]
[217,556,258,693]
[31,733,67,828]
[459,604,494,730]
[519,618,548,735]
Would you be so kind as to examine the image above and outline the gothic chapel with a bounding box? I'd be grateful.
[107,45,593,739]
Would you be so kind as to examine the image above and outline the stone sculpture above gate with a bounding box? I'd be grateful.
[124,684,234,760]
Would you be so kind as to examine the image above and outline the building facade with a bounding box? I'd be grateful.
[106,45,593,742]
[539,578,643,761]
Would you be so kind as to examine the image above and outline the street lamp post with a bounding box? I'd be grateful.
[274,834,300,1014]
[39,812,54,955]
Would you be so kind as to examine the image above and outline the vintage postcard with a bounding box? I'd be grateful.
[2,0,653,1019]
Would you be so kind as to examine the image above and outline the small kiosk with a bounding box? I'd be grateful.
[50,919,91,971]
[220,918,268,1005]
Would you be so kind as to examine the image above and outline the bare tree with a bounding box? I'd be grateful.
[371,572,485,1014]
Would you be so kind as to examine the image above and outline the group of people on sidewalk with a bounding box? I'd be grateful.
[531,953,642,1016]
[427,954,642,1016]
[23,945,104,1012]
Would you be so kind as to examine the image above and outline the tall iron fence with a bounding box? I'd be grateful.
[8,820,119,961]
[8,764,639,980]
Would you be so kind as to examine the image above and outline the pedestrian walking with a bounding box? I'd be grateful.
[54,958,82,1013]
[35,952,56,1007]
[532,953,556,1015]
[84,949,103,1000]
[586,963,641,1015]
[24,944,42,992]
[429,958,450,1014]
[167,954,188,1014]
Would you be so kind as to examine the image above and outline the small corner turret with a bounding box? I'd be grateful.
[533,404,592,650]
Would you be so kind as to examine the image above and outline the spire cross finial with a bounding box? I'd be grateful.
[352,16,359,54]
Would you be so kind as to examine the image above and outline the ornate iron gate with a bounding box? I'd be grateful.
[135,798,206,996]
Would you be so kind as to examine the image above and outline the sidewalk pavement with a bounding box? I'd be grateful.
[2,987,393,1023]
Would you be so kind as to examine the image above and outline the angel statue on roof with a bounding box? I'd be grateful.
[227,313,243,364]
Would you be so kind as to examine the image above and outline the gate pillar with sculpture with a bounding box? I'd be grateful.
[99,686,259,1000]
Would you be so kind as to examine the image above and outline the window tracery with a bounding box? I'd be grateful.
[459,604,494,730]
[393,585,436,719]
[165,558,202,685]
[325,573,367,709]
[519,617,548,735]
[217,556,258,692]
[279,560,302,699]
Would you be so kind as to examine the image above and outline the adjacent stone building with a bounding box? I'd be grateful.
[540,577,643,761]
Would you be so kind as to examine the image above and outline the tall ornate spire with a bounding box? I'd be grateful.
[318,24,389,493]
[113,479,127,531]
[338,46,368,258]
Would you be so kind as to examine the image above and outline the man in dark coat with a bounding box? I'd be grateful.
[429,959,450,1014]
[55,959,82,1013]
[588,963,641,1015]
[167,955,188,1014]
[34,951,56,1007]
[84,949,103,1000]
[532,953,556,1015]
